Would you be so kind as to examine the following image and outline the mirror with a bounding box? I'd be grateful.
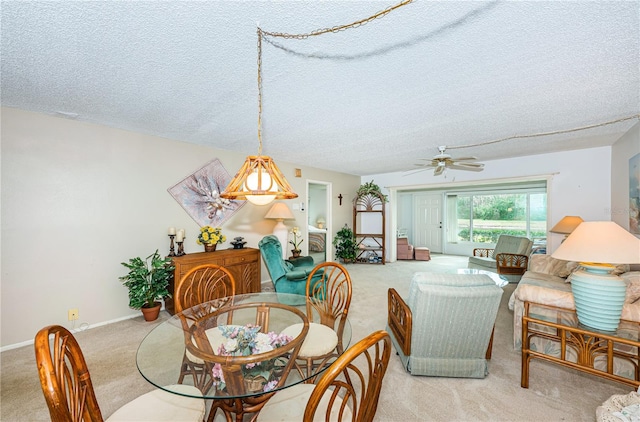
[307,180,332,263]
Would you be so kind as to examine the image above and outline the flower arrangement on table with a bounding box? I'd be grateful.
[197,226,226,246]
[289,227,303,252]
[211,324,293,393]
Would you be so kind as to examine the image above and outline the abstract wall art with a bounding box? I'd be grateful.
[168,159,245,227]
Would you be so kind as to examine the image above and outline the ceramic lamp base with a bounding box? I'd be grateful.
[272,220,288,260]
[570,265,626,332]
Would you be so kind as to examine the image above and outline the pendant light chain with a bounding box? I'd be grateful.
[225,0,413,202]
[255,0,413,154]
[257,27,264,156]
[260,0,414,39]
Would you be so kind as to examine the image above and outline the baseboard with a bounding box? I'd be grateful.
[0,312,141,353]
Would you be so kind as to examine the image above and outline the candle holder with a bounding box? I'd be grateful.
[176,239,186,256]
[168,234,176,257]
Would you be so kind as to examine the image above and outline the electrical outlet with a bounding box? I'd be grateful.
[68,308,79,321]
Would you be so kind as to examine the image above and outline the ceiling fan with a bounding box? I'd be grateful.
[415,146,485,176]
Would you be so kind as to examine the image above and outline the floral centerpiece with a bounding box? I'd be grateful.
[289,227,303,257]
[211,324,292,393]
[197,226,226,252]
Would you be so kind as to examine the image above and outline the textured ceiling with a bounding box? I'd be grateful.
[2,1,639,176]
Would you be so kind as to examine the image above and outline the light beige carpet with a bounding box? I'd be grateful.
[1,254,631,421]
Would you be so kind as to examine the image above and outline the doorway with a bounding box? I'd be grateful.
[414,193,443,253]
[307,180,332,263]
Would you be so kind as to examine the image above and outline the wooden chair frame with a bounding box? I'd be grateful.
[175,264,236,392]
[186,302,309,422]
[294,262,352,380]
[387,288,495,361]
[495,252,529,276]
[387,288,412,356]
[472,247,495,258]
[35,325,104,422]
[304,330,392,422]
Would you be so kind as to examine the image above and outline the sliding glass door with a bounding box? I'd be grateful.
[449,191,547,243]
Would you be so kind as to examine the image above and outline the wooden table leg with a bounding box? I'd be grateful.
[521,315,530,388]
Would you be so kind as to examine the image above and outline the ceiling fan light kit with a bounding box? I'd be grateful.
[416,145,485,176]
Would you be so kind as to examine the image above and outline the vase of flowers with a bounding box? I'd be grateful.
[197,226,226,252]
[211,324,292,393]
[289,227,303,257]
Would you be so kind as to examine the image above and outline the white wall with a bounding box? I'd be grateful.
[365,146,614,258]
[1,107,359,348]
[611,122,640,232]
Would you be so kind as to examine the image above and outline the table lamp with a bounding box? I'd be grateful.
[551,221,640,331]
[265,202,295,259]
[550,216,584,240]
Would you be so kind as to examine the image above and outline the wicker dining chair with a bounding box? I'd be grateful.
[258,330,392,422]
[34,325,205,422]
[281,261,352,381]
[174,264,236,392]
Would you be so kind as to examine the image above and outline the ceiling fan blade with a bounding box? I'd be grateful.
[451,161,484,168]
[450,156,478,162]
[403,168,428,176]
[449,163,485,171]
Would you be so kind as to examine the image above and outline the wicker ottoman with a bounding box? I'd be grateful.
[415,247,431,261]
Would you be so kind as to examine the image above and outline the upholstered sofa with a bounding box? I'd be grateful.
[509,254,640,378]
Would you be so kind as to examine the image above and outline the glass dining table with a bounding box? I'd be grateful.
[136,291,352,421]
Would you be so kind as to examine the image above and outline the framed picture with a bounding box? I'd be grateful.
[630,153,640,234]
[168,159,245,227]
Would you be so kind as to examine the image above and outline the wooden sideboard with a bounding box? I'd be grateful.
[165,247,261,315]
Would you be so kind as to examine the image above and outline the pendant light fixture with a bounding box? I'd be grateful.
[221,1,413,205]
[221,28,298,206]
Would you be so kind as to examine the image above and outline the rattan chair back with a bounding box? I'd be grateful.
[305,330,392,422]
[35,325,104,422]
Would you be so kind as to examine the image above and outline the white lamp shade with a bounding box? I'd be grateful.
[549,216,584,234]
[265,202,295,220]
[551,221,640,264]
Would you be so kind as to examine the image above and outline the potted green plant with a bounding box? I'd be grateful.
[333,225,358,263]
[357,180,388,202]
[119,250,174,321]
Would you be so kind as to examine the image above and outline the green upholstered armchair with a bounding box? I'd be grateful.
[258,235,320,295]
[387,272,503,379]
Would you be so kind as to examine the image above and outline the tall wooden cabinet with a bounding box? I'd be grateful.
[165,247,261,315]
[353,191,386,264]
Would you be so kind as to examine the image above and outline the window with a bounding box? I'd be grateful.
[448,188,546,244]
